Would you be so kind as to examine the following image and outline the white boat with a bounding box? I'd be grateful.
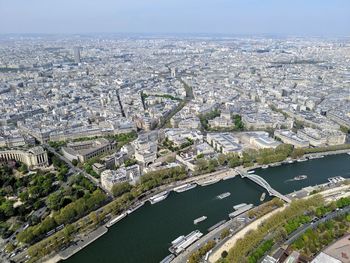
[173,183,197,193]
[171,235,185,246]
[217,192,231,199]
[293,175,307,181]
[149,191,169,204]
[126,201,145,214]
[229,204,254,218]
[169,230,203,255]
[287,160,294,164]
[328,176,345,184]
[223,174,236,180]
[193,216,207,224]
[297,158,308,162]
[347,152,350,156]
[233,203,247,210]
[260,192,266,202]
[262,165,269,169]
[200,178,220,186]
[106,213,127,228]
[247,170,255,174]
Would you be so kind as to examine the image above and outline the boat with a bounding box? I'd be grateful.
[287,160,294,164]
[126,201,145,214]
[223,174,236,180]
[328,176,346,184]
[149,191,169,204]
[106,213,127,228]
[207,220,226,232]
[159,254,175,263]
[169,230,203,255]
[233,203,247,210]
[193,216,207,225]
[297,157,308,162]
[247,170,255,174]
[217,192,231,199]
[347,152,350,156]
[171,235,185,246]
[262,165,269,169]
[260,192,266,202]
[173,183,197,193]
[200,178,220,186]
[293,175,307,181]
[229,204,254,218]
[270,163,281,167]
[309,154,325,159]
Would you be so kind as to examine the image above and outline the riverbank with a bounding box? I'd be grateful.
[42,150,349,263]
[207,182,350,263]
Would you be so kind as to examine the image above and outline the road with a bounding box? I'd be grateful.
[43,144,109,195]
[284,205,350,246]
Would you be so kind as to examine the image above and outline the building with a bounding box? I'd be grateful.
[73,47,81,64]
[206,133,242,155]
[274,130,309,148]
[133,132,158,166]
[241,131,281,149]
[0,146,48,168]
[101,169,128,191]
[62,138,115,163]
[297,128,327,147]
[164,128,203,147]
[100,164,141,191]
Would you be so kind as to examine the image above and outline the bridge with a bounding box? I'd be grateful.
[236,169,291,203]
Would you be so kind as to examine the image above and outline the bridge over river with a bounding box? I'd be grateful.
[236,169,292,203]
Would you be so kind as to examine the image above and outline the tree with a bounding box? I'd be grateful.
[112,182,132,197]
[221,250,228,258]
[46,191,63,211]
[19,191,29,202]
[72,159,78,166]
[18,163,28,173]
[0,200,14,217]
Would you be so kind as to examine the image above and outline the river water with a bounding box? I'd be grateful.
[65,153,350,263]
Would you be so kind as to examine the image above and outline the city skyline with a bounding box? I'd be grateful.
[0,0,350,36]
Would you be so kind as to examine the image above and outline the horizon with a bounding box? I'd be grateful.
[1,0,350,36]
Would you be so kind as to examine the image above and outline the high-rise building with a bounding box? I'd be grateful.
[73,47,81,63]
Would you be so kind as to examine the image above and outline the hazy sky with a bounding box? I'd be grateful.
[0,0,349,36]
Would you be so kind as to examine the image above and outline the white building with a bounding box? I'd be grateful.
[241,131,281,149]
[0,146,48,168]
[274,130,309,148]
[206,133,242,155]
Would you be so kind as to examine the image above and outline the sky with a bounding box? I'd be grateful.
[0,0,350,36]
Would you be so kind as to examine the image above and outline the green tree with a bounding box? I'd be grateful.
[112,182,132,197]
[72,159,78,166]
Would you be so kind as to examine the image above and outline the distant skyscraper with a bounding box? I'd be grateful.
[171,67,176,78]
[73,47,81,64]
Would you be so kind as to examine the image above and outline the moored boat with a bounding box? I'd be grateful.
[200,178,220,186]
[173,183,197,193]
[149,191,169,204]
[233,203,247,210]
[106,213,127,228]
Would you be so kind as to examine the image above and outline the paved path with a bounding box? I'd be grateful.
[208,206,286,263]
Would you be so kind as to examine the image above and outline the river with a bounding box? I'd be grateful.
[64,153,350,263]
